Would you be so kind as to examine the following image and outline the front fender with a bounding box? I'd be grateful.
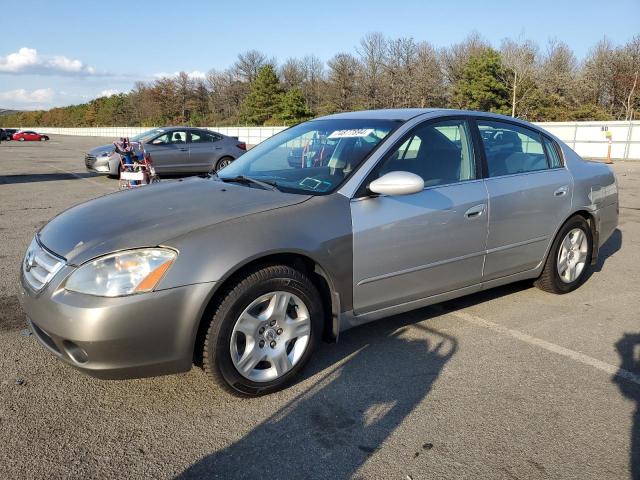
[157,193,354,312]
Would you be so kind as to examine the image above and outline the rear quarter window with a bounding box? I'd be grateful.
[543,137,563,168]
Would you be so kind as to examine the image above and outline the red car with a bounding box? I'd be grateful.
[12,130,49,142]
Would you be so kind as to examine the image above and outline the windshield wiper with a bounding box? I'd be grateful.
[218,175,280,191]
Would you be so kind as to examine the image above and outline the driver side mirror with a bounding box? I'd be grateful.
[368,171,424,196]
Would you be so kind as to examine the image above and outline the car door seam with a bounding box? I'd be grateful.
[481,179,491,278]
[356,250,487,286]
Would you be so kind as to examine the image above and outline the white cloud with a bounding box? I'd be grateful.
[0,88,54,106]
[99,89,121,97]
[0,47,101,76]
[153,70,207,80]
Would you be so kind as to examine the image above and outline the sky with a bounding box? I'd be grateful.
[0,0,638,110]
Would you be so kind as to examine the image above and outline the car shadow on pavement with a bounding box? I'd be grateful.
[590,228,623,274]
[177,307,458,480]
[613,333,640,480]
[0,173,99,185]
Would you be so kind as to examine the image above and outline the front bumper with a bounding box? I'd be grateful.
[85,154,116,175]
[19,270,214,379]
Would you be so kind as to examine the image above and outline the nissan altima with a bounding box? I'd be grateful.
[19,109,618,395]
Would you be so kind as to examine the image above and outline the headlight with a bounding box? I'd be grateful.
[65,248,176,297]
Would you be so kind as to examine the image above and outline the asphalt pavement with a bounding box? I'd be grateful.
[0,136,638,479]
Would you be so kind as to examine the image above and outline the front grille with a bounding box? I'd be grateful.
[22,237,65,292]
[85,154,96,168]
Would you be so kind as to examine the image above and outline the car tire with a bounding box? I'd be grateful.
[203,264,323,396]
[40,137,46,142]
[535,215,593,294]
[18,138,24,142]
[214,156,234,172]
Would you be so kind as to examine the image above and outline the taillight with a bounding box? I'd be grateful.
[237,142,247,151]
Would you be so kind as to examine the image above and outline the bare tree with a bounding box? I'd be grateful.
[383,37,418,108]
[580,38,615,113]
[500,37,539,117]
[357,32,387,109]
[280,58,306,90]
[233,50,270,83]
[325,53,361,112]
[301,54,325,113]
[615,35,640,120]
[540,39,577,101]
[175,72,196,123]
[206,69,247,123]
[411,42,447,108]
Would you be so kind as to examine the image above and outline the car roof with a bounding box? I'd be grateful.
[316,108,440,121]
[160,126,224,135]
[314,108,545,133]
[163,126,212,131]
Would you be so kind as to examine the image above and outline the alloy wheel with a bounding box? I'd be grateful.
[230,291,311,382]
[557,227,589,283]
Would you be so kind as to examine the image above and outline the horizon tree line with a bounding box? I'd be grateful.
[1,31,638,128]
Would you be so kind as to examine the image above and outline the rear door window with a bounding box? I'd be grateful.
[477,121,548,177]
[190,130,221,143]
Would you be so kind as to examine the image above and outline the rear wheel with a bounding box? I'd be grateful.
[535,216,593,294]
[203,265,323,396]
[214,156,233,172]
[40,137,46,142]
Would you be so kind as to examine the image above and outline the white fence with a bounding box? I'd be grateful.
[16,120,640,160]
[533,121,639,161]
[18,126,287,147]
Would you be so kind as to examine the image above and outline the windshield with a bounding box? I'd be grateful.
[131,128,165,143]
[217,119,398,195]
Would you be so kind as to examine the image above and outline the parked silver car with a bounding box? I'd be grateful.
[20,109,618,395]
[84,127,246,176]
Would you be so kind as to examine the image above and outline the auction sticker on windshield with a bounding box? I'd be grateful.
[328,129,374,139]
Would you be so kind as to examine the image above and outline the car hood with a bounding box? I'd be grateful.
[38,177,311,265]
[88,144,116,156]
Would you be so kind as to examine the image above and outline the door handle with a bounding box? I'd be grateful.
[554,186,568,196]
[465,204,486,218]
[178,148,188,152]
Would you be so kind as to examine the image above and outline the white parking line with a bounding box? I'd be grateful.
[450,310,640,386]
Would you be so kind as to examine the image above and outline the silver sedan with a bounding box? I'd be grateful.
[20,109,618,395]
[84,127,247,176]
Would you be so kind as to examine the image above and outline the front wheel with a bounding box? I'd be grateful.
[18,138,24,142]
[535,216,593,294]
[203,265,323,396]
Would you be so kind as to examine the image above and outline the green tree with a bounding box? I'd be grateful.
[276,88,312,125]
[452,49,510,114]
[239,65,283,125]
